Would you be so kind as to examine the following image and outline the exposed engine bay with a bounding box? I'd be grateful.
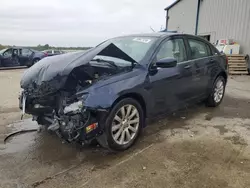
[64,61,122,93]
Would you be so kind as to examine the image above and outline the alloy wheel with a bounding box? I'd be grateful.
[214,79,224,103]
[111,104,140,145]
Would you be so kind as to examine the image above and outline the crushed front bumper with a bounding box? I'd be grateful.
[18,88,108,143]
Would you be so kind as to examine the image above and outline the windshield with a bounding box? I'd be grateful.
[97,36,157,63]
[0,48,7,54]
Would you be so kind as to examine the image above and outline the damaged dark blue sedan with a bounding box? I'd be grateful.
[19,33,228,151]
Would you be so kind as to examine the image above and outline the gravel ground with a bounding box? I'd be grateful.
[0,69,250,188]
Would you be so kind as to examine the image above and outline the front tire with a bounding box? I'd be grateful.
[206,76,226,107]
[99,98,144,151]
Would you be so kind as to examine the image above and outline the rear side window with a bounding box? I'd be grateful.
[156,38,187,63]
[22,49,32,56]
[188,39,211,59]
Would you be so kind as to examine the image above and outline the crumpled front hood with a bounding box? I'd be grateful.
[20,43,137,94]
[20,51,87,89]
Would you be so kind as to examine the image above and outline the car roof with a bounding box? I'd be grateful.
[43,49,61,51]
[115,32,206,41]
[119,32,179,38]
[124,33,212,44]
[11,47,29,50]
[11,47,22,49]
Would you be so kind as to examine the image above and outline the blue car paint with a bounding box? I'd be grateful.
[80,35,227,118]
[20,33,228,120]
[32,50,47,61]
[82,67,150,110]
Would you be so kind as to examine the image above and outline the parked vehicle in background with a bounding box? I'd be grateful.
[19,33,228,151]
[0,47,47,67]
[43,49,64,56]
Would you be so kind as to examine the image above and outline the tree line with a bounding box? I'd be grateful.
[0,44,92,51]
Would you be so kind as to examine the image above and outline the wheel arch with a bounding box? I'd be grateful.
[216,71,228,84]
[33,57,41,62]
[206,70,227,107]
[112,93,147,118]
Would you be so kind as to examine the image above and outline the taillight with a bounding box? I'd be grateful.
[44,52,48,56]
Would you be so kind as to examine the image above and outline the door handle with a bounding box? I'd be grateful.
[184,65,191,69]
[206,59,214,65]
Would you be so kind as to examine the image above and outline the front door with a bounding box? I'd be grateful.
[147,37,194,115]
[12,48,20,66]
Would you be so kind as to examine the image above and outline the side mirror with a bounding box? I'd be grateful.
[156,57,177,68]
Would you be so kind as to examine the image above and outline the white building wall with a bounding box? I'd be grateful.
[167,0,198,34]
[198,0,250,54]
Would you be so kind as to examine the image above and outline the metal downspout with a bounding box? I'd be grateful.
[166,10,169,30]
[195,0,201,35]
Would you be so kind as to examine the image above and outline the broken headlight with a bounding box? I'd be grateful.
[63,93,89,114]
[63,101,83,114]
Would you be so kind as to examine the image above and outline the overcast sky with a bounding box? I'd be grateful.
[0,0,174,47]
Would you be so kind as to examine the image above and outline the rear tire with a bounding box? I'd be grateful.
[98,98,144,151]
[206,76,226,107]
[28,58,40,67]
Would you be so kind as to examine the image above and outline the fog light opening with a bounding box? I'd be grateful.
[86,123,98,133]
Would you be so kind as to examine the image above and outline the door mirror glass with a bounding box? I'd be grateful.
[156,57,177,68]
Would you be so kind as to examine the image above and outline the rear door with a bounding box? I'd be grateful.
[185,37,213,97]
[19,48,33,66]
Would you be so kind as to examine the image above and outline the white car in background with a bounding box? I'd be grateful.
[43,49,65,57]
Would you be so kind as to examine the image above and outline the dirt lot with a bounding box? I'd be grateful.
[0,69,250,188]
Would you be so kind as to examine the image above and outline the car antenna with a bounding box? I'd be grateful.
[150,26,155,32]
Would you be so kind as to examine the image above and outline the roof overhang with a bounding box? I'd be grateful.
[164,0,181,11]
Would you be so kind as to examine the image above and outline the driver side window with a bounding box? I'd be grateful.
[156,39,187,63]
[21,49,32,56]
